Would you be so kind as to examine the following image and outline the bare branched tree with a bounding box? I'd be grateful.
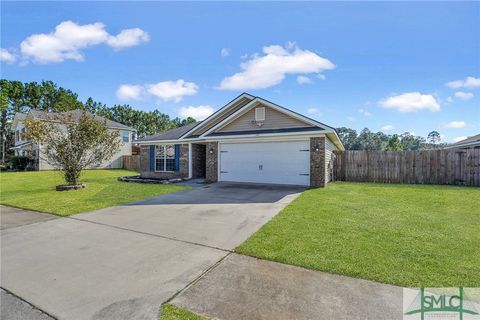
[24,111,121,186]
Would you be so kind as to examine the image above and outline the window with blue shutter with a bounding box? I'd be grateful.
[152,144,179,172]
[149,145,155,171]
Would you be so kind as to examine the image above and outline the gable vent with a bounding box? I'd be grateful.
[255,107,265,121]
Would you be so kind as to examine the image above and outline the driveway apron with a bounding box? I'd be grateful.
[0,182,302,320]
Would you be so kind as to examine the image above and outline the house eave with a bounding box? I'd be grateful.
[134,129,345,146]
[134,139,199,145]
[203,130,328,141]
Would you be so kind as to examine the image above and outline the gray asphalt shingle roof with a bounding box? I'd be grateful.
[446,133,480,148]
[28,109,134,131]
[134,122,201,142]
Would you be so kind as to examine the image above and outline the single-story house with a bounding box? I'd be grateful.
[135,93,344,187]
[11,109,135,170]
[444,134,480,150]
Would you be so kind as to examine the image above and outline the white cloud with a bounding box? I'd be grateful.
[0,48,16,63]
[220,48,230,57]
[444,121,466,129]
[446,96,453,103]
[178,105,214,121]
[317,74,326,80]
[307,107,322,116]
[116,84,145,101]
[453,136,467,143]
[454,91,474,101]
[381,125,394,131]
[379,92,440,112]
[446,76,480,89]
[146,80,198,102]
[20,21,149,64]
[358,108,372,116]
[116,79,198,102]
[106,28,149,49]
[218,44,335,90]
[297,75,312,85]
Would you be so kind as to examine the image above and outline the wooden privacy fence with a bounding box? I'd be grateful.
[333,149,480,186]
[123,155,140,172]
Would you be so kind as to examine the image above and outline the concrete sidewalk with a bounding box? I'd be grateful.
[0,205,57,230]
[171,254,404,320]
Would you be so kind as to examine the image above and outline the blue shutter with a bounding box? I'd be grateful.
[174,144,180,171]
[149,145,155,171]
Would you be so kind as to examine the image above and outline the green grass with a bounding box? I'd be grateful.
[236,182,480,287]
[159,304,208,320]
[0,170,188,216]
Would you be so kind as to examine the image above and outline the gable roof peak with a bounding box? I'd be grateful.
[178,92,255,139]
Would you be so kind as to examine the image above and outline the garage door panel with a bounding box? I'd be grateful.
[219,141,310,186]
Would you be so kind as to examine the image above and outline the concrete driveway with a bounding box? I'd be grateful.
[0,183,303,320]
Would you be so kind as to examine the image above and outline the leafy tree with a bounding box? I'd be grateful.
[84,97,106,114]
[173,116,196,128]
[7,78,450,154]
[385,134,403,151]
[400,132,425,150]
[54,87,84,111]
[336,127,437,151]
[336,127,358,150]
[0,80,26,162]
[23,81,42,109]
[24,111,121,186]
[356,128,386,150]
[427,130,441,148]
[1,79,202,143]
[34,80,83,112]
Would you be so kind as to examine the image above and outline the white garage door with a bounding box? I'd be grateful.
[219,140,310,186]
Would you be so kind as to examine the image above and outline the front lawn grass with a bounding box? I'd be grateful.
[159,304,208,320]
[0,170,188,216]
[236,182,480,287]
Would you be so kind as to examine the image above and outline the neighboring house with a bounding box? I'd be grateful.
[135,93,344,187]
[11,109,135,170]
[444,134,480,150]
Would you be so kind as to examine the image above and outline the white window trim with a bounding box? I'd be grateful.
[154,144,176,172]
[122,130,130,142]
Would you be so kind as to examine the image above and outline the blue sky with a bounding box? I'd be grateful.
[1,1,479,142]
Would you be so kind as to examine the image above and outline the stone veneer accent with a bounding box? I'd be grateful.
[205,142,218,183]
[139,144,189,179]
[310,136,326,187]
[191,144,206,178]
